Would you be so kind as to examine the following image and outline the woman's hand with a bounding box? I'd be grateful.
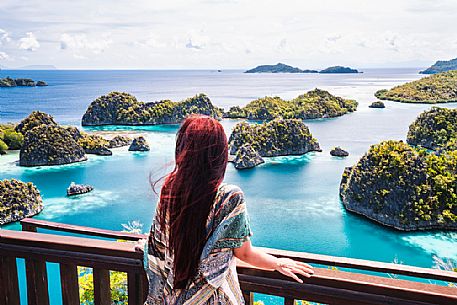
[134,238,146,253]
[274,257,314,283]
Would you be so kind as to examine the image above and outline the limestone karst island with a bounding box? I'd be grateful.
[1,1,457,305]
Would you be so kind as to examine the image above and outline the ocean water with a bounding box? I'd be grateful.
[1,69,457,304]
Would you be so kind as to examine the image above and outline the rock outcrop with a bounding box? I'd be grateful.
[232,144,265,169]
[369,101,385,108]
[330,147,349,157]
[36,81,48,86]
[224,89,357,120]
[16,111,57,135]
[67,182,94,196]
[375,70,457,103]
[78,133,112,156]
[340,140,457,231]
[108,135,132,148]
[0,179,43,225]
[229,119,321,157]
[81,92,222,126]
[0,77,48,87]
[407,107,457,150]
[19,124,87,166]
[129,136,150,151]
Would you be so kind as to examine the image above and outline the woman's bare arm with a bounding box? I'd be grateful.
[234,240,314,283]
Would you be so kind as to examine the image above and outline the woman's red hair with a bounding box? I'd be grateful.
[156,115,228,289]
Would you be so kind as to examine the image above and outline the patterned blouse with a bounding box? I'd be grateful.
[145,184,252,305]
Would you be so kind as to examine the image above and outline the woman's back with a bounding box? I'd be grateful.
[145,183,251,305]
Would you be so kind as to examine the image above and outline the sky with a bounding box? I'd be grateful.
[0,0,456,69]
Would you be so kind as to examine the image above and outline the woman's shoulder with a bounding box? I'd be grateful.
[218,183,244,196]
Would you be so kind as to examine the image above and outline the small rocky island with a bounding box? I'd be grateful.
[340,108,457,231]
[420,57,457,74]
[229,119,321,169]
[330,147,349,157]
[369,101,385,108]
[0,179,43,225]
[67,182,94,196]
[319,66,360,74]
[82,92,222,126]
[4,111,134,166]
[129,136,150,151]
[375,70,457,103]
[0,77,48,87]
[224,89,357,120]
[245,63,318,73]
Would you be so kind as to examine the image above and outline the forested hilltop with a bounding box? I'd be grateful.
[82,92,222,126]
[375,70,457,103]
[420,57,457,74]
[340,107,457,231]
[225,89,357,120]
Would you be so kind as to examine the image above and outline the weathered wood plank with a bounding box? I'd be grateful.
[60,263,80,305]
[0,256,20,305]
[128,272,145,305]
[21,218,146,241]
[93,268,111,305]
[284,298,294,305]
[25,259,50,305]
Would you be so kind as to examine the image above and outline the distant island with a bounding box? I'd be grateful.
[319,66,360,74]
[82,92,222,126]
[229,118,321,169]
[245,63,360,74]
[224,89,357,120]
[375,70,457,103]
[0,77,48,87]
[340,108,457,231]
[245,63,318,73]
[420,57,457,74]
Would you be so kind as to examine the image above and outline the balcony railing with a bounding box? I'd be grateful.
[0,218,456,305]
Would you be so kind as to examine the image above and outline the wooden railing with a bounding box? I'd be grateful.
[0,218,456,305]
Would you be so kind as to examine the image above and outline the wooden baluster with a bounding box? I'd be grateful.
[93,268,111,305]
[25,259,50,305]
[0,256,20,305]
[21,223,37,232]
[284,298,295,305]
[242,290,253,305]
[60,263,79,305]
[127,271,145,305]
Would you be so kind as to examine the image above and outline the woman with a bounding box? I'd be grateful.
[144,115,313,305]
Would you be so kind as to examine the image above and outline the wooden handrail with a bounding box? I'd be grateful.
[1,220,456,305]
[20,218,147,241]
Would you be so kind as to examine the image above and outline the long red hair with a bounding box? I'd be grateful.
[156,115,228,289]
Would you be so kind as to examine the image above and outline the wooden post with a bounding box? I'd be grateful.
[284,298,295,305]
[242,290,254,305]
[60,263,80,305]
[128,271,145,305]
[93,268,111,305]
[0,256,20,305]
[25,259,50,305]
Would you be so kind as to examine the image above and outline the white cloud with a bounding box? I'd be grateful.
[0,29,11,44]
[185,31,209,50]
[0,51,9,60]
[60,33,112,54]
[18,32,40,51]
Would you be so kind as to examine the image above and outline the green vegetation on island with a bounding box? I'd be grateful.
[0,179,43,225]
[229,118,321,160]
[0,124,24,154]
[420,57,457,74]
[369,101,385,108]
[245,63,318,73]
[232,144,265,169]
[375,70,457,103]
[78,133,112,156]
[407,107,457,150]
[82,92,222,126]
[319,66,359,74]
[341,107,457,231]
[224,89,357,120]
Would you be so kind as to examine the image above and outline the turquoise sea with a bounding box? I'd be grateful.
[1,69,457,304]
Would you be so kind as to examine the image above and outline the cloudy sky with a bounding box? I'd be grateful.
[0,0,456,69]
